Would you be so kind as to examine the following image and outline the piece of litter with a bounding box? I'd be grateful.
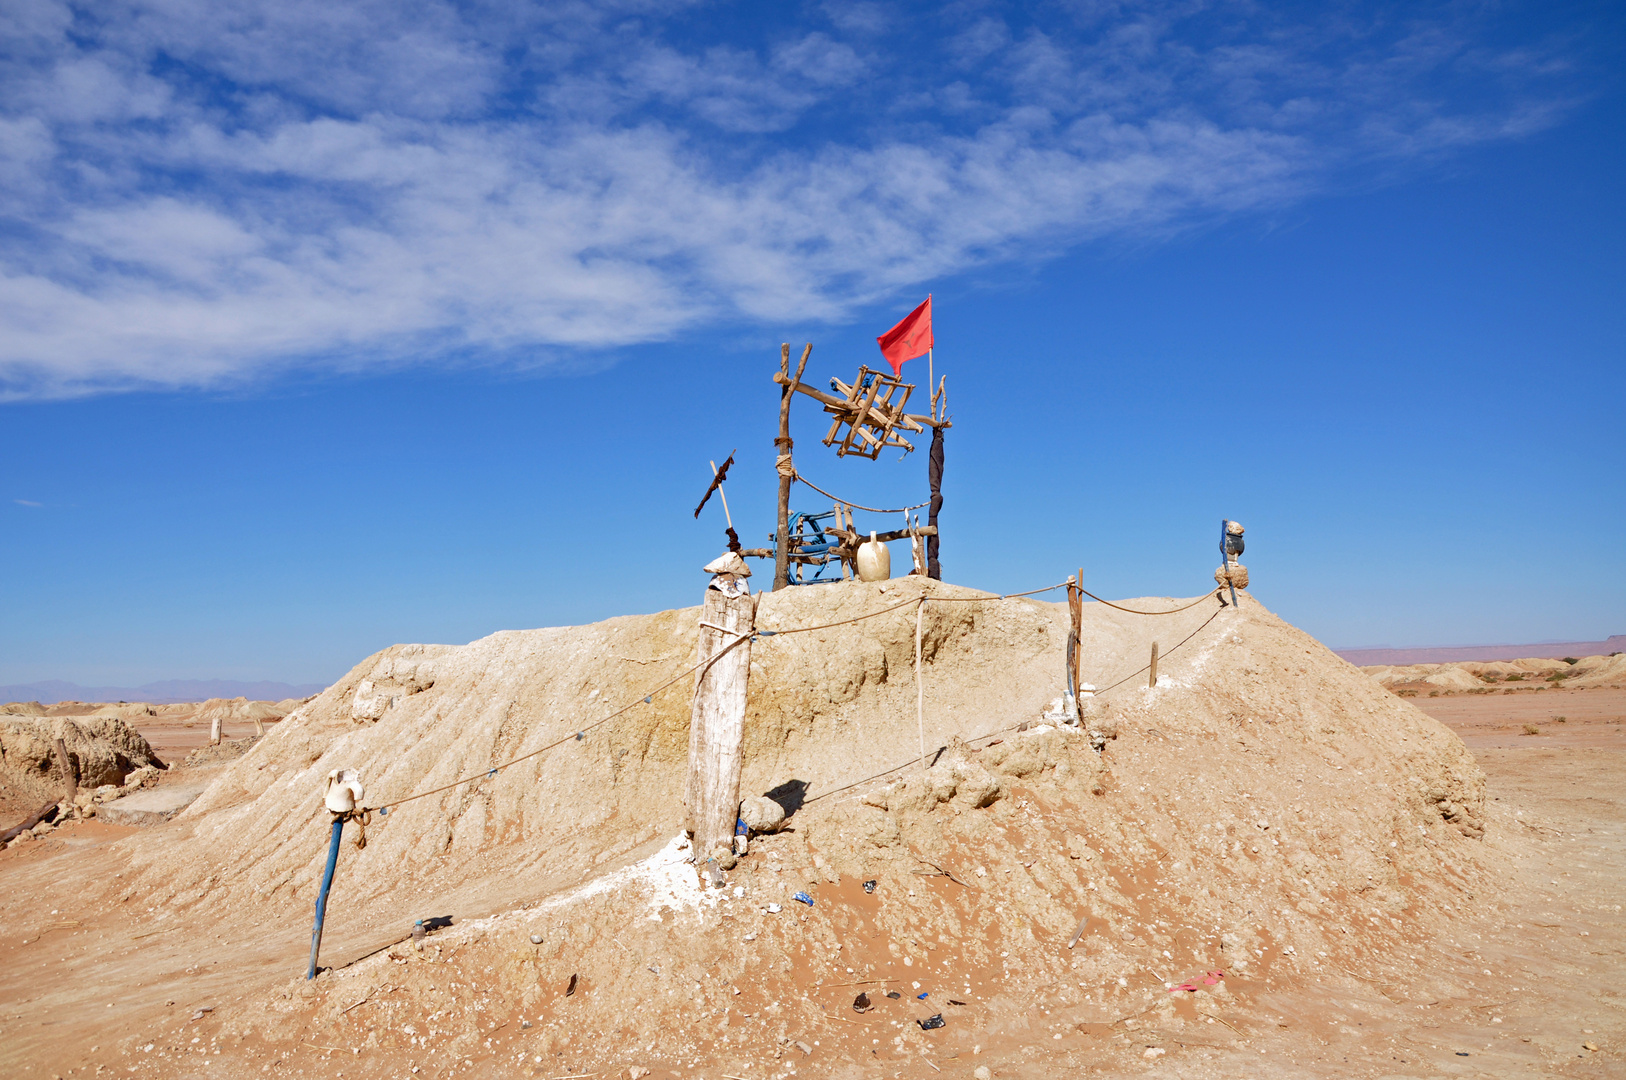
[948,999,967,1006]
[886,991,902,1000]
[863,880,877,893]
[188,1007,213,1021]
[853,992,872,1013]
[917,1014,945,1030]
[917,992,928,1000]
[564,974,578,997]
[766,903,782,914]
[792,891,814,906]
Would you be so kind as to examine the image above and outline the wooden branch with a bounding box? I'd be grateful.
[829,525,936,545]
[2,801,60,844]
[772,373,948,429]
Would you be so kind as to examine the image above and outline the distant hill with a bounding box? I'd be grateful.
[0,678,328,706]
[1334,635,1626,667]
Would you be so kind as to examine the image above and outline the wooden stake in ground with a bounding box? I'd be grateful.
[685,569,757,864]
[1068,570,1084,711]
[915,596,927,770]
[1149,641,1160,689]
[209,714,222,746]
[773,343,813,592]
[51,737,77,806]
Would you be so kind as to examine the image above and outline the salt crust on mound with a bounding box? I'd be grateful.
[107,579,1498,1069]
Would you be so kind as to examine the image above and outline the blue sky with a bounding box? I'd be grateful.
[2,0,1622,686]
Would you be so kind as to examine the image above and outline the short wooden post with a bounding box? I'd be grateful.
[773,344,813,592]
[686,573,757,866]
[209,714,222,745]
[1149,642,1160,688]
[51,737,77,806]
[915,597,927,770]
[1068,570,1084,709]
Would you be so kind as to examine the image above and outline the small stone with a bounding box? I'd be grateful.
[529,934,543,945]
[1143,1046,1166,1060]
[974,1068,992,1080]
[1584,1042,1598,1052]
[629,1069,651,1080]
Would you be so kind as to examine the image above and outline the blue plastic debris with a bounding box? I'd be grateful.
[575,732,584,741]
[487,768,498,778]
[379,807,389,816]
[643,696,652,704]
[736,818,748,837]
[792,891,814,907]
[917,992,928,1000]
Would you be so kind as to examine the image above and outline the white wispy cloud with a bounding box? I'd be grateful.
[0,0,1582,398]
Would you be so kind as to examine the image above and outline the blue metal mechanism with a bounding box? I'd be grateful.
[831,370,878,393]
[768,509,844,585]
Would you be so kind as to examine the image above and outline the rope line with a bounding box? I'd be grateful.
[927,581,1070,602]
[803,602,1227,806]
[1078,586,1222,615]
[792,473,931,514]
[372,629,757,812]
[365,578,1215,815]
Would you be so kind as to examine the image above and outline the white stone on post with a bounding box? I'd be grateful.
[686,553,757,878]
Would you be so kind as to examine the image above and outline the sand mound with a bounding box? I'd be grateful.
[1364,652,1626,692]
[0,714,164,805]
[1568,652,1626,687]
[100,578,1498,1073]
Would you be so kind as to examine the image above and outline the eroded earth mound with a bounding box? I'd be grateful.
[35,576,1503,1079]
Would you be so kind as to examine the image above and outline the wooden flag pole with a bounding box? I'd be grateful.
[774,344,813,591]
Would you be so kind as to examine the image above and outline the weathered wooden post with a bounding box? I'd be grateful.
[1149,642,1160,688]
[773,344,813,591]
[1067,572,1084,715]
[209,713,222,745]
[51,737,77,807]
[686,553,757,873]
[915,596,927,770]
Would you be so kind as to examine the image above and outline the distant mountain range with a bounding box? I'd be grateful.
[1335,635,1626,667]
[0,678,329,706]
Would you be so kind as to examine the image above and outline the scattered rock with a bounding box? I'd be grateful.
[740,794,787,833]
[98,784,207,827]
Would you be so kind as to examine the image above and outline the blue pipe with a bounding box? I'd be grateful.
[307,816,344,979]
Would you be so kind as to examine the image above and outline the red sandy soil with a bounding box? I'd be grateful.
[0,689,1620,1079]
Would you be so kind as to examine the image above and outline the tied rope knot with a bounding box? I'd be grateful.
[775,455,797,481]
[335,807,370,850]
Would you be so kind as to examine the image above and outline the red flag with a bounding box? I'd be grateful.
[876,295,932,377]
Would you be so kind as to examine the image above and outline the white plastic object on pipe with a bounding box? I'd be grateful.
[856,531,891,582]
[324,768,365,813]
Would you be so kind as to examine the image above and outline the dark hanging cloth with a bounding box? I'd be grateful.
[927,424,944,580]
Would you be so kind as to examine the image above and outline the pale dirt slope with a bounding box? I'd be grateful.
[0,580,1507,1079]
